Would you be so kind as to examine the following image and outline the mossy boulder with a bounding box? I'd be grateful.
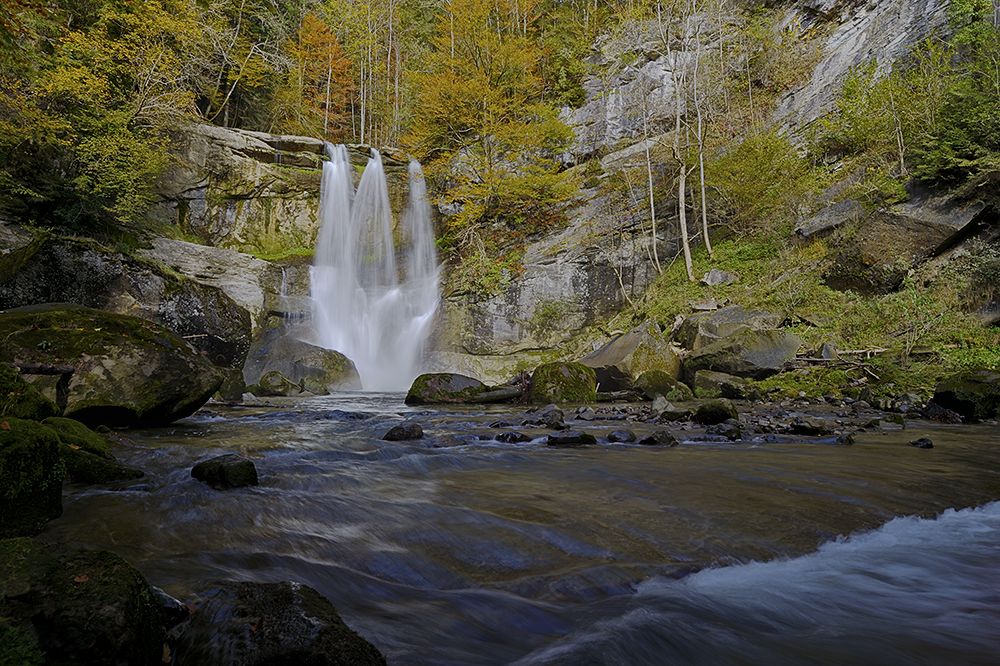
[635,369,694,401]
[0,304,223,428]
[405,373,487,405]
[931,369,1000,421]
[683,329,803,382]
[693,398,739,425]
[578,321,682,391]
[244,327,361,393]
[0,234,252,369]
[529,362,597,405]
[0,363,60,421]
[174,580,387,666]
[0,419,63,538]
[41,417,111,459]
[693,370,762,401]
[0,538,166,665]
[257,370,302,397]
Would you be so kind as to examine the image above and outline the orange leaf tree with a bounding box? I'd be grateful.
[403,0,576,239]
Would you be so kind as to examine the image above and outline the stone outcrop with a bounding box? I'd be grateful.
[428,194,667,381]
[150,121,413,257]
[244,327,361,394]
[775,0,951,135]
[174,581,387,666]
[0,235,252,369]
[0,538,167,665]
[794,199,865,242]
[0,305,222,428]
[824,194,987,295]
[150,121,325,255]
[677,305,784,351]
[683,329,803,381]
[579,321,682,392]
[138,237,295,334]
[635,369,694,401]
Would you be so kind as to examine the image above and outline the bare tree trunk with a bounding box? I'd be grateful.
[692,6,713,258]
[668,17,695,282]
[644,113,663,275]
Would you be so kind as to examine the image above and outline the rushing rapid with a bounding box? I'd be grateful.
[45,395,1000,665]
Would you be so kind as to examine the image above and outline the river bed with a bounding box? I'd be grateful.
[43,393,1000,665]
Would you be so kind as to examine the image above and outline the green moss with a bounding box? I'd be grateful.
[529,362,597,404]
[0,623,45,666]
[0,364,60,421]
[0,419,63,538]
[59,445,144,485]
[405,373,487,405]
[41,417,111,459]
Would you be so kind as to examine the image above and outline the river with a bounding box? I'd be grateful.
[43,393,1000,665]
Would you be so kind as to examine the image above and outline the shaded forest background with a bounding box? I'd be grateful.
[2,0,1000,262]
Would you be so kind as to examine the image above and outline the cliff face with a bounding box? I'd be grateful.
[774,0,950,134]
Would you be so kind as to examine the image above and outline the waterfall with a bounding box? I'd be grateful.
[310,145,440,391]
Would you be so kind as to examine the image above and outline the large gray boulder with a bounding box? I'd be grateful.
[683,329,803,381]
[244,326,361,394]
[578,321,682,392]
[0,235,252,369]
[0,305,222,428]
[174,581,386,666]
[676,305,783,351]
[794,199,865,242]
[139,237,298,335]
[824,195,987,295]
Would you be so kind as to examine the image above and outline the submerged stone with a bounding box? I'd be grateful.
[191,454,259,490]
[908,437,934,449]
[173,580,387,666]
[636,430,680,446]
[383,423,424,441]
[607,429,637,443]
[547,430,597,447]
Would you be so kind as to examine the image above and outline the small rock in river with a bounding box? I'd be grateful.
[636,430,680,447]
[546,430,597,447]
[496,431,532,443]
[575,406,596,421]
[382,423,424,441]
[908,437,934,449]
[191,454,259,490]
[607,429,637,443]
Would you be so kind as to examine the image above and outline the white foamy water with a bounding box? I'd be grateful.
[515,501,1000,666]
[310,146,440,390]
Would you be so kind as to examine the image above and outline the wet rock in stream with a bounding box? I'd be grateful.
[191,454,259,490]
[382,423,424,441]
[546,430,597,447]
[174,581,386,666]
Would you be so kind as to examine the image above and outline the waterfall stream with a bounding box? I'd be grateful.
[310,146,440,391]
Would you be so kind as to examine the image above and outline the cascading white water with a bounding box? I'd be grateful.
[310,145,440,391]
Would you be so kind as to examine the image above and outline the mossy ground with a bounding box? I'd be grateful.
[604,226,1000,399]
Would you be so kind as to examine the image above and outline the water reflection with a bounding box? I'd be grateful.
[45,394,1000,665]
